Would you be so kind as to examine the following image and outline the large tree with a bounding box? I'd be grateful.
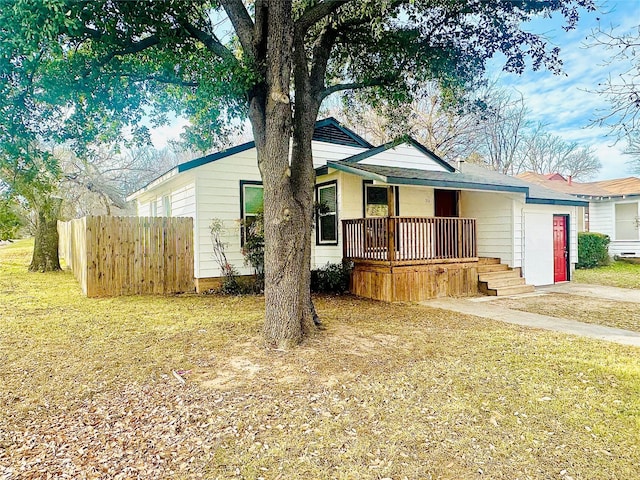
[2,0,594,347]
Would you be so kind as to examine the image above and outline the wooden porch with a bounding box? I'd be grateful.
[342,216,479,302]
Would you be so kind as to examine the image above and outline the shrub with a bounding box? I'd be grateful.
[577,232,610,269]
[241,212,264,293]
[311,261,353,294]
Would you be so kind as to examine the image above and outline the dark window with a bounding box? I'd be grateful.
[366,185,389,217]
[316,181,338,244]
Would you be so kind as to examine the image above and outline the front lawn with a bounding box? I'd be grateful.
[574,260,640,289]
[1,239,639,479]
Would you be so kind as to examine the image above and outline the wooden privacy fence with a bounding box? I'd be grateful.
[58,216,194,297]
[342,216,477,262]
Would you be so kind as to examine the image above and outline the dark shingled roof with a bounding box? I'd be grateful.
[326,160,588,207]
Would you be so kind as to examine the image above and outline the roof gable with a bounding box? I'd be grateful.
[177,117,370,174]
[343,136,455,173]
[312,117,373,148]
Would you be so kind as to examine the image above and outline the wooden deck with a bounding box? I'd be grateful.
[342,217,479,302]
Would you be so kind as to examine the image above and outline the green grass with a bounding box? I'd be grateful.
[574,260,640,289]
[1,239,640,478]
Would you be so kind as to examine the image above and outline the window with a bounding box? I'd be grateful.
[366,184,389,217]
[240,181,263,245]
[316,181,338,244]
[150,199,157,216]
[162,195,171,217]
[363,182,399,217]
[615,202,639,240]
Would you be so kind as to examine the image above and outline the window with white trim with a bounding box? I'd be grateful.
[241,181,263,245]
[162,195,171,217]
[316,181,338,244]
[615,202,639,240]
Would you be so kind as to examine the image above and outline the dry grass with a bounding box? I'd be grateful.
[1,239,640,479]
[574,261,640,289]
[491,293,640,333]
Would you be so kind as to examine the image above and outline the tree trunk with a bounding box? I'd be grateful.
[29,197,62,272]
[248,0,321,348]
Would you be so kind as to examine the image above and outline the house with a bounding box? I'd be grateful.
[518,172,640,258]
[127,118,587,300]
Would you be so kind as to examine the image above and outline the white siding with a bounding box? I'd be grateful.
[588,199,640,258]
[311,141,368,167]
[195,150,261,278]
[512,202,523,268]
[460,191,516,266]
[522,204,578,286]
[610,241,640,257]
[523,210,553,285]
[137,202,151,217]
[358,144,450,171]
[398,186,434,216]
[589,201,614,237]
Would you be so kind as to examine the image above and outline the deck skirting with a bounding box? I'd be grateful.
[350,259,479,302]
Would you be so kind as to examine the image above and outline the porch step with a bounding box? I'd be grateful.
[483,284,536,296]
[478,268,522,282]
[478,257,501,265]
[481,276,527,288]
[477,261,534,296]
[477,263,510,273]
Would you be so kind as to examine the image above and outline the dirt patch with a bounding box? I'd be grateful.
[491,293,640,332]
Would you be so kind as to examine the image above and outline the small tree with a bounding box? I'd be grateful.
[209,219,240,294]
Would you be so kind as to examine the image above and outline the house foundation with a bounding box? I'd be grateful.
[350,258,479,302]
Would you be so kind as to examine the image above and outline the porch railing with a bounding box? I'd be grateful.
[342,216,477,262]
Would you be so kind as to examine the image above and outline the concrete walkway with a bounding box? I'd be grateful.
[424,284,640,347]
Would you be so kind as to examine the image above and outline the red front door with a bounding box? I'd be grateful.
[553,215,568,282]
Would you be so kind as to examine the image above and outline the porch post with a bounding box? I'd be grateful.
[387,217,396,262]
[387,186,396,262]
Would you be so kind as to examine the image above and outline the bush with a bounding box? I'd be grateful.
[577,232,610,269]
[311,262,353,294]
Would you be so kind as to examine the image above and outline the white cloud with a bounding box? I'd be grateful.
[489,0,640,180]
[149,117,190,148]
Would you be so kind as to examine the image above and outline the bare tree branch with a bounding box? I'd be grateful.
[219,0,255,59]
[295,0,353,34]
[181,20,237,63]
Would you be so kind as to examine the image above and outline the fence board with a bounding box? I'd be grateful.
[58,216,194,297]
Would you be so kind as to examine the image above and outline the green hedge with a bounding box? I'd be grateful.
[577,232,610,269]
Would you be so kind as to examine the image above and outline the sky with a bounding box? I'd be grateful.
[487,0,640,180]
[150,0,640,181]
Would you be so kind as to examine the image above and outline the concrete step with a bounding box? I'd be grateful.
[486,284,536,296]
[477,264,510,273]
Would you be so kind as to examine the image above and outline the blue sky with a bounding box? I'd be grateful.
[150,1,639,181]
[488,0,640,180]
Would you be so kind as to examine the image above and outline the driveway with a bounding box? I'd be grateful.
[424,283,640,348]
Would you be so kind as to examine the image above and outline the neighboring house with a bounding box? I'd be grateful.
[128,118,587,299]
[518,172,640,258]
